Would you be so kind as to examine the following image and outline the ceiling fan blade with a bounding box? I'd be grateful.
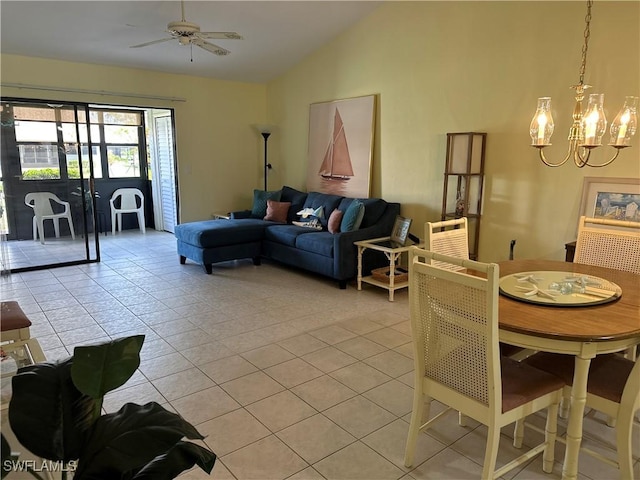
[130,37,174,48]
[193,39,230,56]
[197,32,243,40]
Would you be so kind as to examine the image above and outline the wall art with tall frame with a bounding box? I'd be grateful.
[306,94,376,198]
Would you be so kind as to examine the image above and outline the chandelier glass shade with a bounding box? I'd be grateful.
[530,0,638,167]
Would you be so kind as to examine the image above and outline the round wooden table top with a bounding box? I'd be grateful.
[497,259,640,342]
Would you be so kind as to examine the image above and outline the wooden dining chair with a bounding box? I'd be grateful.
[426,217,530,363]
[574,215,640,275]
[424,217,469,268]
[404,248,564,478]
[574,215,640,359]
[1,301,46,364]
[518,352,640,479]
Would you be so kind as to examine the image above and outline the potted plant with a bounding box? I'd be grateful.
[70,186,100,211]
[1,335,216,479]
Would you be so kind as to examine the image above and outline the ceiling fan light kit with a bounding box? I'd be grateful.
[130,0,242,58]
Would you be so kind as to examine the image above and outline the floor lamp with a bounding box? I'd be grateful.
[261,131,272,191]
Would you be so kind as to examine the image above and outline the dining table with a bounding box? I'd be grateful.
[495,259,640,480]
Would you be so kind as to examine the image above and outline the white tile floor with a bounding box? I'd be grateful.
[2,230,638,480]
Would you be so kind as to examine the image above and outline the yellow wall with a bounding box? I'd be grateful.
[2,1,639,261]
[267,1,640,262]
[0,54,266,222]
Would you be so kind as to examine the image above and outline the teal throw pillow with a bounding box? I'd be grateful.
[251,189,282,219]
[341,199,365,232]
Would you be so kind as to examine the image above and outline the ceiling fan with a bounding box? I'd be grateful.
[130,0,242,56]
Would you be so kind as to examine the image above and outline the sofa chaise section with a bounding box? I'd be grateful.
[175,218,267,274]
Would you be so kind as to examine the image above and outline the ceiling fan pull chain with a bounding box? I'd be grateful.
[190,42,194,63]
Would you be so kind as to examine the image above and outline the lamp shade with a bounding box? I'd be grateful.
[253,124,276,135]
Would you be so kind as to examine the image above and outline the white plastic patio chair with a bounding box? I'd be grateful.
[24,192,76,244]
[404,248,564,479]
[110,188,145,234]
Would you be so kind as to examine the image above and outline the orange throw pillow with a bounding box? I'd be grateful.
[264,200,291,223]
[328,209,344,234]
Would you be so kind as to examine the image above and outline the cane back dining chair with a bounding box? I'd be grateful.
[424,217,469,269]
[574,215,640,359]
[426,217,529,365]
[404,248,565,478]
[110,188,145,235]
[519,352,640,479]
[24,192,76,244]
[574,215,640,275]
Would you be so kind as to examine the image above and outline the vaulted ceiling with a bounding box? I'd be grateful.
[1,1,382,83]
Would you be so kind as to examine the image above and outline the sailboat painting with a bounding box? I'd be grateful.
[318,108,353,181]
[307,95,375,198]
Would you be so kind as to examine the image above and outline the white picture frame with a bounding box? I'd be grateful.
[579,177,640,223]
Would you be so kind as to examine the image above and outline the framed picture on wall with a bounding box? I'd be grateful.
[306,94,376,198]
[579,177,640,223]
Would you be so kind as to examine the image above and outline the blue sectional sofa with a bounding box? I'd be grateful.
[174,186,400,288]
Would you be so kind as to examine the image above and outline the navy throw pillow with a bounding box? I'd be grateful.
[251,189,282,219]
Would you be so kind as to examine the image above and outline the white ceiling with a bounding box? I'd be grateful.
[0,1,382,84]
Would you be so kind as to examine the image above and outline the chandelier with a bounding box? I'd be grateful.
[530,0,638,168]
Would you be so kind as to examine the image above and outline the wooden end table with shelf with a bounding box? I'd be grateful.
[354,236,421,301]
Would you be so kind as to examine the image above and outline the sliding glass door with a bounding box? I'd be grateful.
[0,99,99,271]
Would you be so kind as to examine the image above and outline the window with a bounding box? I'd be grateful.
[9,104,145,181]
[14,111,61,179]
[62,123,102,179]
[101,112,142,178]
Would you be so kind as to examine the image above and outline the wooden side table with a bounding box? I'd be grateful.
[354,236,420,301]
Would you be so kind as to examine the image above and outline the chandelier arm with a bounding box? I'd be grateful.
[537,146,571,167]
[573,146,591,168]
[583,148,622,168]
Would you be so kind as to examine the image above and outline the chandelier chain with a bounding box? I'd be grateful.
[578,0,593,86]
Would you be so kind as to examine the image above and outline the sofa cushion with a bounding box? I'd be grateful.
[264,200,291,223]
[295,231,334,257]
[302,192,343,228]
[338,197,388,229]
[175,219,267,248]
[341,199,365,232]
[360,198,388,228]
[265,224,314,247]
[328,209,343,234]
[280,186,308,223]
[251,189,282,219]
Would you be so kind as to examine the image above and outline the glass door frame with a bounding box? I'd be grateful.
[0,97,100,273]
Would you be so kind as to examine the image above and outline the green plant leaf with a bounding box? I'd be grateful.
[8,358,94,462]
[71,335,144,399]
[1,433,12,479]
[74,402,210,479]
[129,441,216,479]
